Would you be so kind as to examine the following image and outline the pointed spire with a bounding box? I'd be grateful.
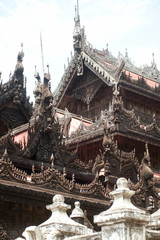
[73,0,82,52]
[125,48,128,58]
[74,0,80,27]
[40,33,45,74]
[21,42,23,53]
[106,43,108,51]
[151,52,157,69]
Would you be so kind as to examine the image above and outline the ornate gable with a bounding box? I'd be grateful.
[67,68,103,106]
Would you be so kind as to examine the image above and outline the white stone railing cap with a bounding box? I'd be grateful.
[70,201,84,218]
[46,194,71,212]
[94,178,149,225]
[108,177,136,211]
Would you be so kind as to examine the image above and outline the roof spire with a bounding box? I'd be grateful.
[21,42,23,52]
[73,0,82,52]
[73,0,84,76]
[151,52,157,69]
[125,48,128,58]
[74,0,80,26]
[40,33,45,75]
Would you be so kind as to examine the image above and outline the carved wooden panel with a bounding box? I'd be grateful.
[123,89,160,122]
[78,141,103,163]
[0,117,8,136]
[62,68,112,120]
[0,107,27,129]
[1,201,49,239]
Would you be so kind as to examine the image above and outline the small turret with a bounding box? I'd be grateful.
[14,43,24,83]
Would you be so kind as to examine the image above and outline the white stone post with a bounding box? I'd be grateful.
[147,203,160,239]
[70,201,84,225]
[94,177,150,240]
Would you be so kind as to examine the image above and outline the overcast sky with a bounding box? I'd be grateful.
[0,0,160,102]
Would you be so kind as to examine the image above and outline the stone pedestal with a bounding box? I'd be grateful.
[94,178,150,240]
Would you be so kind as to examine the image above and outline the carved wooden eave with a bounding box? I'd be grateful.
[53,57,77,107]
[82,51,115,86]
[0,151,111,204]
[83,44,160,101]
[61,81,160,147]
[0,131,160,211]
[0,179,108,215]
[64,114,104,146]
[120,72,160,102]
[107,95,160,146]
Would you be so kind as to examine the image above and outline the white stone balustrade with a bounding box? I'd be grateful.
[15,178,160,240]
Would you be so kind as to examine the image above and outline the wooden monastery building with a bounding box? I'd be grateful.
[0,2,160,239]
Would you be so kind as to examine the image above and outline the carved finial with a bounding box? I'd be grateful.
[21,43,23,52]
[0,72,2,84]
[72,173,75,182]
[151,52,157,69]
[44,64,51,87]
[125,48,128,58]
[63,167,66,178]
[47,64,49,74]
[32,164,35,173]
[73,0,81,51]
[153,113,156,122]
[34,66,41,82]
[107,178,137,211]
[143,143,150,164]
[3,148,8,157]
[106,43,108,51]
[70,201,84,219]
[51,153,54,168]
[41,162,44,172]
[74,0,80,24]
[40,33,45,74]
[17,43,24,63]
[25,77,27,89]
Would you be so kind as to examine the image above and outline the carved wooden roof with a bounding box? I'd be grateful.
[53,28,160,110]
[1,9,160,225]
[0,49,32,133]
